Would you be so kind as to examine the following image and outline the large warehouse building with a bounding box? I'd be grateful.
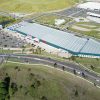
[7,21,100,58]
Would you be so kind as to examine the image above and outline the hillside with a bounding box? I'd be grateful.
[0,0,79,13]
[0,62,100,100]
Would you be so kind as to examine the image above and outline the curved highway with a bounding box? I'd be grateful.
[0,54,100,87]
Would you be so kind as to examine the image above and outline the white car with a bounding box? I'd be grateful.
[96,79,100,82]
[76,71,81,75]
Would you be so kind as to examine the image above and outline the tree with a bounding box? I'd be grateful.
[37,46,42,54]
[62,66,65,71]
[28,68,31,71]
[21,45,26,53]
[4,77,10,92]
[41,96,48,100]
[82,72,86,78]
[10,82,18,95]
[0,77,10,100]
[54,63,57,68]
[90,65,94,70]
[96,58,99,61]
[94,83,96,87]
[19,85,23,89]
[75,89,79,97]
[73,69,76,75]
[71,56,76,61]
[14,66,18,70]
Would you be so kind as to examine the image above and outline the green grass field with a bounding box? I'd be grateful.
[0,62,100,100]
[0,16,17,27]
[0,0,79,13]
[35,14,72,28]
[68,22,100,39]
[0,49,22,54]
[74,57,100,74]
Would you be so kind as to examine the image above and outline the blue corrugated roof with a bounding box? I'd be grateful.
[11,21,100,56]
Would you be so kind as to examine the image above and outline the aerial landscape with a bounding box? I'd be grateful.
[0,0,100,100]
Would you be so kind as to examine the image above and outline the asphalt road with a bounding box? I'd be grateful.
[0,54,100,87]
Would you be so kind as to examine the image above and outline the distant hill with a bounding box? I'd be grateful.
[0,0,79,13]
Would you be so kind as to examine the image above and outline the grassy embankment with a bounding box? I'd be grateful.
[68,22,100,39]
[73,57,100,74]
[0,62,100,100]
[0,0,79,13]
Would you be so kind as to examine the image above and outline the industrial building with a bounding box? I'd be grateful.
[7,21,100,58]
[77,2,100,11]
